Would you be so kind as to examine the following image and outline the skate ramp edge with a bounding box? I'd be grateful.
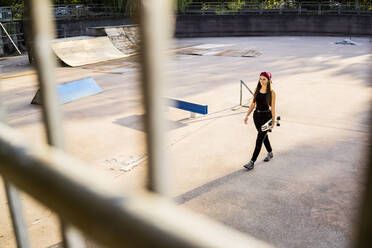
[104,25,140,55]
[31,77,103,105]
[51,36,127,67]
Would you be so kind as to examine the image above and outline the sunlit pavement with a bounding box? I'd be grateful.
[0,36,371,248]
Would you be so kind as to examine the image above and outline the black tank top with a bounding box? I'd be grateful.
[255,91,270,111]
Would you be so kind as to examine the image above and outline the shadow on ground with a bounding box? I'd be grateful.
[173,134,368,248]
[114,114,188,132]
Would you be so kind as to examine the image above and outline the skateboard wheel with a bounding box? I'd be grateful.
[277,116,281,120]
[277,123,280,126]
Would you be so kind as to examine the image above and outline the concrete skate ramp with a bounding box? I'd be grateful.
[51,36,127,67]
[104,25,140,55]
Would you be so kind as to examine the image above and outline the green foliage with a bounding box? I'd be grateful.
[263,0,285,9]
[1,0,371,14]
[0,0,23,7]
[176,0,194,12]
[10,2,23,19]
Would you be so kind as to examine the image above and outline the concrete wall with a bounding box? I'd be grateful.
[175,15,372,37]
[56,17,133,38]
[1,14,371,57]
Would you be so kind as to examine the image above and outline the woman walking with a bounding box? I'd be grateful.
[243,71,276,170]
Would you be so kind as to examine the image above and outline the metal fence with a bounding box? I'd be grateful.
[1,0,372,248]
[178,1,372,15]
[0,4,127,21]
[1,0,271,247]
[1,1,372,22]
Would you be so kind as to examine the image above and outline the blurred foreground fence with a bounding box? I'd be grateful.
[1,0,273,247]
[1,0,372,248]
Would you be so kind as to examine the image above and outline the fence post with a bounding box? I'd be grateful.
[318,3,321,15]
[0,28,4,56]
[260,2,263,14]
[298,3,301,14]
[139,0,173,196]
[28,0,87,247]
[0,72,30,248]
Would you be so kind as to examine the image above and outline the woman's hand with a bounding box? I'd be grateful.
[244,102,255,125]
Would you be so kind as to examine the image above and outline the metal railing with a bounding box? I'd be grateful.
[0,4,127,21]
[2,1,372,22]
[0,0,273,248]
[178,1,372,15]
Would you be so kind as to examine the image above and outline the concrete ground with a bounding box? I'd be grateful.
[0,36,371,248]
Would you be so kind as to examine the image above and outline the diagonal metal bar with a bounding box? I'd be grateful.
[139,0,174,196]
[0,22,22,55]
[241,80,254,95]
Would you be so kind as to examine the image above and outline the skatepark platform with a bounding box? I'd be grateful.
[88,25,140,56]
[51,36,128,67]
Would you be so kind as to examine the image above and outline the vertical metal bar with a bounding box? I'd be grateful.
[0,71,30,248]
[3,182,30,248]
[318,3,321,15]
[139,0,174,196]
[259,2,263,14]
[353,111,372,247]
[27,0,85,247]
[0,22,22,55]
[28,0,63,148]
[239,81,242,106]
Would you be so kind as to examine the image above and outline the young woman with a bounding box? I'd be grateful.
[243,72,276,170]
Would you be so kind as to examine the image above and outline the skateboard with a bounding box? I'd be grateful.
[261,116,281,132]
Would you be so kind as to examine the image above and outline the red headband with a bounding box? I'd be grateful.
[260,72,272,80]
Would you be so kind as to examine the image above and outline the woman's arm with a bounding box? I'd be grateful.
[271,91,276,127]
[244,101,256,124]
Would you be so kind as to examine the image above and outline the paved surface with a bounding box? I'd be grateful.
[0,36,371,248]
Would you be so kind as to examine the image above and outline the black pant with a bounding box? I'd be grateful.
[251,110,272,162]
